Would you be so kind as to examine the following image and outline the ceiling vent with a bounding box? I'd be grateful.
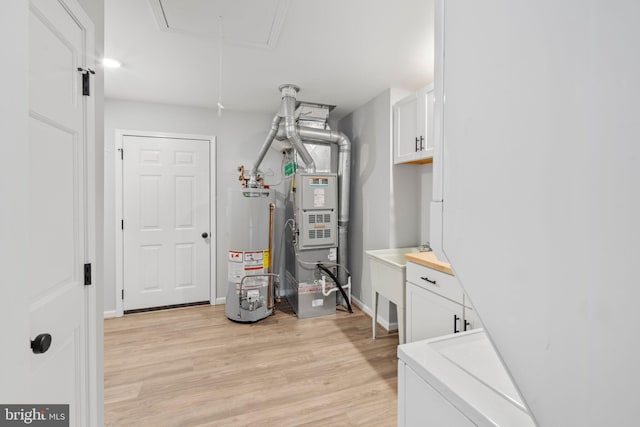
[149,0,290,49]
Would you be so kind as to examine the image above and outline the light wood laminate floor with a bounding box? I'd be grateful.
[104,302,399,426]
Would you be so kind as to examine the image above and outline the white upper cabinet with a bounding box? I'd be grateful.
[393,84,434,164]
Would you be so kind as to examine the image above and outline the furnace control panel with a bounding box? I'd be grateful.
[295,172,338,250]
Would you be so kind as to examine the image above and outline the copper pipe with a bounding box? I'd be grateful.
[268,202,275,310]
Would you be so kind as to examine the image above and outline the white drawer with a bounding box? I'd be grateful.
[406,261,462,304]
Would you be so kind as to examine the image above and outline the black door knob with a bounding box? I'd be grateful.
[31,333,52,354]
[202,232,209,239]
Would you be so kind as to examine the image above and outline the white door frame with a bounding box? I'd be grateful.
[77,2,99,423]
[114,129,216,317]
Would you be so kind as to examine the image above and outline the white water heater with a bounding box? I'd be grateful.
[225,188,276,322]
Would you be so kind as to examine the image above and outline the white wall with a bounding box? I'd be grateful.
[338,88,429,329]
[103,99,283,313]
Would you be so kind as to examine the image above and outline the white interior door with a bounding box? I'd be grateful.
[123,136,211,311]
[28,0,93,425]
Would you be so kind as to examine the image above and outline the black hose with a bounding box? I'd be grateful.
[317,263,353,314]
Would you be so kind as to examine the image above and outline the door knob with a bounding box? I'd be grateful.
[31,333,52,354]
[202,232,209,239]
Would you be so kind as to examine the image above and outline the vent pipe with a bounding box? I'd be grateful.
[250,84,315,186]
[279,84,316,173]
[249,114,281,187]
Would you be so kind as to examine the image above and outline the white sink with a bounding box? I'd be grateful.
[365,247,419,269]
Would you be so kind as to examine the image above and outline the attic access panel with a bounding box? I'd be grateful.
[150,0,290,48]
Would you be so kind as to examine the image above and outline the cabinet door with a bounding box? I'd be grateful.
[406,282,464,342]
[399,361,475,427]
[424,87,435,157]
[413,86,434,161]
[393,93,420,164]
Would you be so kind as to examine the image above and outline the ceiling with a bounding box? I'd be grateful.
[104,0,435,119]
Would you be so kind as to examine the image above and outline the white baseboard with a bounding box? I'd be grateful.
[350,295,371,316]
[103,310,119,319]
[214,297,226,305]
[351,296,398,332]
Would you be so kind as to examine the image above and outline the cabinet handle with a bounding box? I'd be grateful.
[453,315,460,333]
[420,136,425,151]
[415,137,419,152]
[464,320,471,331]
[420,276,437,285]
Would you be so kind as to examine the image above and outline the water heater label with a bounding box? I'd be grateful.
[229,251,243,261]
[228,250,268,293]
[228,251,244,282]
[312,299,324,307]
[243,251,264,271]
[313,188,325,207]
[263,250,270,269]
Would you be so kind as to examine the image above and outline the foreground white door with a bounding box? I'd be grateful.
[123,136,211,311]
[28,0,94,425]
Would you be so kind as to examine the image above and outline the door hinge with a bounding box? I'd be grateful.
[77,67,95,96]
[84,263,92,286]
[121,219,124,230]
[121,289,124,300]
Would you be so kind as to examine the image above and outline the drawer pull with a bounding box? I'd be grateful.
[420,276,437,285]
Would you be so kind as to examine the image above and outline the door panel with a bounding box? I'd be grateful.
[140,245,162,291]
[123,136,211,310]
[175,243,196,289]
[29,1,82,131]
[28,0,90,425]
[175,176,195,227]
[140,175,161,227]
[28,119,77,298]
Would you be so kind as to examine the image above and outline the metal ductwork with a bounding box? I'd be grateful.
[280,85,316,174]
[250,84,315,185]
[249,114,282,187]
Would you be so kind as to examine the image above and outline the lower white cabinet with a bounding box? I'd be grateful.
[398,360,474,427]
[406,283,461,342]
[405,261,480,343]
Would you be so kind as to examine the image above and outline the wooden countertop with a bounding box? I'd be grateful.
[405,251,454,276]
